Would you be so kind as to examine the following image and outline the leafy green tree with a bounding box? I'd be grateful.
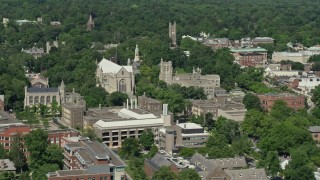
[32,164,59,180]
[82,127,97,140]
[126,157,147,180]
[215,117,240,143]
[108,92,129,106]
[44,145,64,169]
[147,145,158,158]
[264,151,281,177]
[241,110,269,138]
[152,166,177,180]
[179,147,196,157]
[39,104,49,118]
[8,135,27,173]
[270,100,293,121]
[309,54,320,62]
[204,113,215,130]
[119,138,140,159]
[25,129,49,169]
[0,171,15,180]
[139,129,154,150]
[243,93,263,111]
[231,137,252,156]
[312,85,320,105]
[0,144,5,159]
[311,62,320,71]
[178,168,201,180]
[284,150,315,180]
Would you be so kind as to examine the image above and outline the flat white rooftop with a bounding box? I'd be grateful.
[94,118,164,130]
[177,123,202,130]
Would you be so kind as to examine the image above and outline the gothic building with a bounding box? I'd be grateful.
[159,59,220,99]
[86,14,94,31]
[24,75,85,108]
[96,58,135,96]
[169,21,177,47]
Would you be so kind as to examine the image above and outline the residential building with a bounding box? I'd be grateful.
[258,93,305,111]
[0,159,16,173]
[264,64,300,77]
[158,122,209,155]
[0,123,30,152]
[289,75,320,93]
[144,153,180,179]
[308,126,320,143]
[202,38,231,49]
[159,59,220,99]
[93,104,172,148]
[238,53,265,67]
[272,51,320,63]
[252,37,274,45]
[47,165,114,180]
[21,46,46,59]
[96,58,135,96]
[48,138,126,180]
[0,95,4,111]
[230,47,268,62]
[190,153,268,180]
[47,129,80,148]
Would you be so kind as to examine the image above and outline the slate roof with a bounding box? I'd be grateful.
[224,168,268,180]
[145,153,173,171]
[308,126,320,133]
[27,87,58,93]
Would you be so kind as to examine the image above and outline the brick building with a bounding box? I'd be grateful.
[56,138,127,180]
[144,153,179,179]
[47,165,113,180]
[239,53,265,67]
[258,93,305,111]
[0,124,30,153]
[47,129,80,147]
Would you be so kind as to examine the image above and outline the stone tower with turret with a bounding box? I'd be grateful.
[134,44,140,62]
[169,21,177,47]
[59,80,66,104]
[159,58,173,84]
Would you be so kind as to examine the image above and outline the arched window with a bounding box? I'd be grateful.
[29,96,33,104]
[46,96,51,104]
[40,96,45,104]
[119,79,127,93]
[34,96,39,104]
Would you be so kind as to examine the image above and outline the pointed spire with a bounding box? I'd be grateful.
[60,79,65,88]
[134,44,140,62]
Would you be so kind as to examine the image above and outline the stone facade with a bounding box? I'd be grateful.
[24,80,65,107]
[138,95,162,114]
[0,95,4,111]
[96,58,135,96]
[159,59,220,99]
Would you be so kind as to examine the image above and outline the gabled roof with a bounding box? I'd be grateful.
[98,58,133,74]
[145,153,173,171]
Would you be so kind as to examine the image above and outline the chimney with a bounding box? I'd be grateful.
[72,88,75,93]
[126,99,129,109]
[135,98,137,109]
[184,124,186,128]
[99,104,101,110]
[163,104,168,116]
[130,99,133,109]
[176,120,179,124]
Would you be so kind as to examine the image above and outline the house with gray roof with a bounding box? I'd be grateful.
[50,138,126,180]
[144,153,180,179]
